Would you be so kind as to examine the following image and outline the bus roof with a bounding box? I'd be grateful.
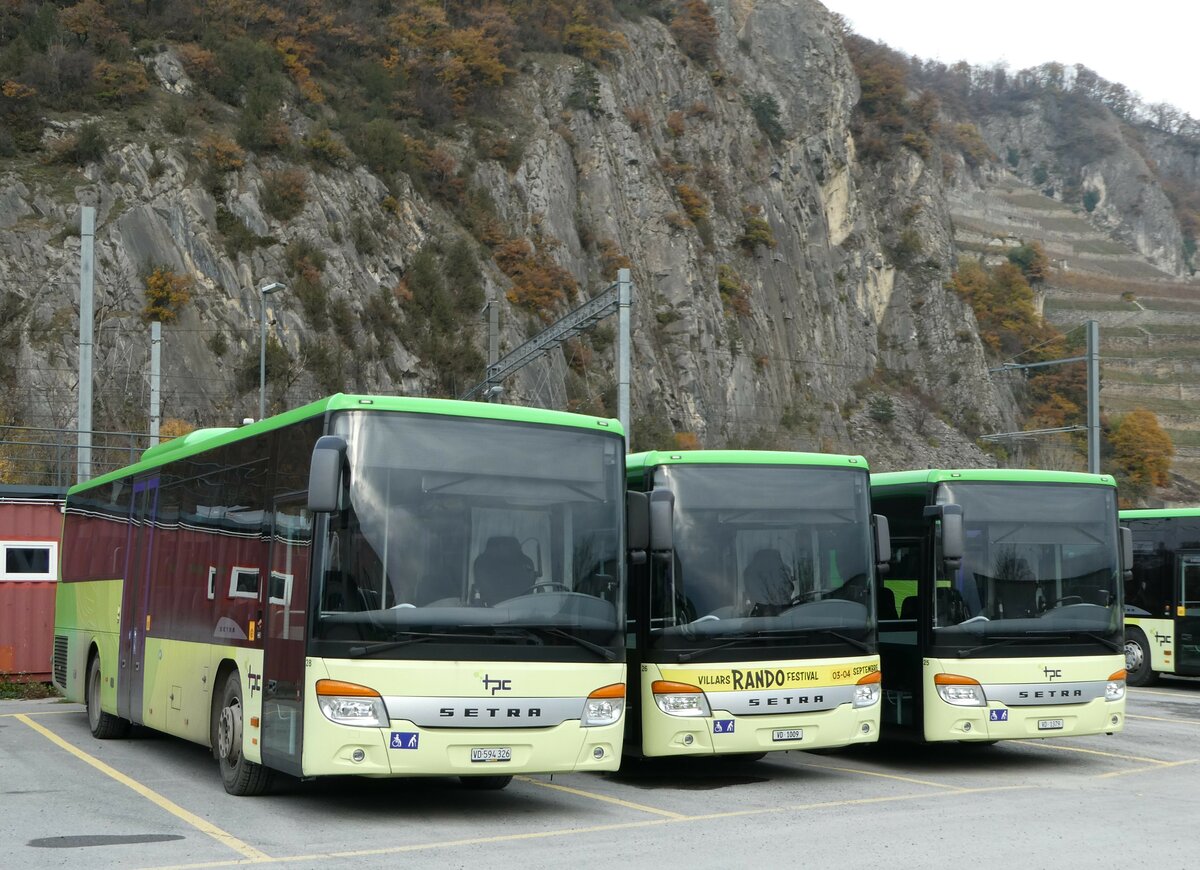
[71,394,623,496]
[627,449,867,478]
[871,468,1117,492]
[1120,508,1200,519]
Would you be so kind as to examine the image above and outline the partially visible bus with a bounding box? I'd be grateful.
[624,450,888,758]
[54,395,628,794]
[1121,508,1200,685]
[870,469,1129,743]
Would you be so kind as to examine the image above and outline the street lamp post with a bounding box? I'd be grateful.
[259,282,286,421]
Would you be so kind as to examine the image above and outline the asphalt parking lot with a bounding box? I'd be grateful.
[2,680,1197,869]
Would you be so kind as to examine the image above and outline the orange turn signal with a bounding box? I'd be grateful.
[652,680,702,695]
[588,683,626,700]
[1108,669,1127,681]
[316,679,379,697]
[934,673,981,686]
[857,670,882,685]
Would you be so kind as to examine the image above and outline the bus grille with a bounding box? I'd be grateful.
[53,635,68,687]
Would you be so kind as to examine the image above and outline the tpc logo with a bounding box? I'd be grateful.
[482,674,512,695]
[1043,667,1063,681]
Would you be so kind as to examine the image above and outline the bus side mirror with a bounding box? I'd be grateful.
[626,492,649,566]
[649,489,675,555]
[308,435,347,513]
[926,504,964,569]
[1121,526,1133,578]
[872,514,891,573]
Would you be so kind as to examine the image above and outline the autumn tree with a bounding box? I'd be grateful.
[669,0,719,66]
[1007,241,1050,285]
[1109,409,1173,500]
[141,265,193,323]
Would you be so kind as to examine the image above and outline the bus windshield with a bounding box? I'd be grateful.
[650,464,874,650]
[933,482,1121,646]
[311,411,625,659]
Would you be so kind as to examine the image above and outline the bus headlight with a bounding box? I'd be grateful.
[652,681,711,717]
[1105,669,1126,702]
[934,673,986,707]
[316,679,388,727]
[854,670,881,708]
[583,684,625,726]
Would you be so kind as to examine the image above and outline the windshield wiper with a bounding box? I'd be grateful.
[675,629,870,662]
[956,631,1120,657]
[348,630,527,658]
[676,636,779,663]
[956,637,1022,658]
[504,626,617,661]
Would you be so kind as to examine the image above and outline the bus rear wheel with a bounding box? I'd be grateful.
[1124,629,1158,687]
[459,775,512,790]
[86,654,130,739]
[213,671,273,796]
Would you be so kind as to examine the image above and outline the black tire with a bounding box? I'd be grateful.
[1124,628,1158,687]
[459,775,513,790]
[86,654,130,739]
[213,671,273,796]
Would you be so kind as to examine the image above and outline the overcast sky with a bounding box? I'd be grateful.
[820,1,1200,118]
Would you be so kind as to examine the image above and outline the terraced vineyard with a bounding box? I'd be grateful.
[948,182,1200,496]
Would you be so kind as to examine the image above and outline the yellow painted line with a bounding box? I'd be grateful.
[0,708,83,717]
[1127,712,1200,726]
[1129,687,1200,698]
[15,715,271,863]
[1093,759,1198,780]
[514,775,688,819]
[142,784,1036,869]
[1011,739,1170,765]
[788,759,965,791]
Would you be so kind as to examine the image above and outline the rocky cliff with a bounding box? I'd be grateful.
[0,0,1085,479]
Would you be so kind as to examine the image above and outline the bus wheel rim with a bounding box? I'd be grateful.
[218,700,242,763]
[1124,639,1143,672]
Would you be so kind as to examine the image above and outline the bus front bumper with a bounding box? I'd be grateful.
[927,697,1125,742]
[301,717,623,778]
[642,703,880,757]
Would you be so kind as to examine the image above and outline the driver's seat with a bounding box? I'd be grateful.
[743,548,793,617]
[473,537,535,606]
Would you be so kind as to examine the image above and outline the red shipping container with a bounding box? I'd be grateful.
[0,489,65,682]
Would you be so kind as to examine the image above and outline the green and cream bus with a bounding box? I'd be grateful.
[624,450,888,758]
[53,395,629,794]
[1121,508,1200,685]
[870,469,1129,743]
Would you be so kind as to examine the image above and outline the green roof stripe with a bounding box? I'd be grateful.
[71,394,622,495]
[627,449,868,475]
[1121,508,1200,519]
[871,468,1117,488]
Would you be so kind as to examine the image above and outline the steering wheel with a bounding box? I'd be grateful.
[525,582,570,595]
[788,590,822,606]
[1044,595,1083,609]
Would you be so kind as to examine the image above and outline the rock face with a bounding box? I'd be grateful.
[0,1,1022,472]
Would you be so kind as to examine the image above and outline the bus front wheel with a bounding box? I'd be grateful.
[1124,629,1158,687]
[459,775,512,790]
[213,671,273,796]
[86,654,130,739]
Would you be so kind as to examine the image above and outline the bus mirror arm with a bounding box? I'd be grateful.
[308,435,348,513]
[1120,526,1133,575]
[872,514,891,572]
[626,491,649,559]
[925,504,964,563]
[649,489,675,554]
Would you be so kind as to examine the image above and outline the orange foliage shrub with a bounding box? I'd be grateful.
[494,224,579,321]
[1110,409,1174,497]
[142,266,193,323]
[197,134,245,171]
[670,0,720,66]
[673,432,702,451]
[675,184,708,221]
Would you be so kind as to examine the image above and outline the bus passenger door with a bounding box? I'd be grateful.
[119,477,159,723]
[1178,554,1200,673]
[261,497,312,776]
[879,540,923,729]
